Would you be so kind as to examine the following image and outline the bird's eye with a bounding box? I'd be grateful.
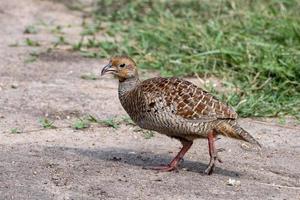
[120,63,126,68]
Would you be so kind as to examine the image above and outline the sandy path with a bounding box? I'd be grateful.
[0,0,299,199]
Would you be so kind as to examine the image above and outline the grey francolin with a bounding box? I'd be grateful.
[101,56,261,175]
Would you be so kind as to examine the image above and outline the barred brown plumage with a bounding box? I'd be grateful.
[101,56,261,175]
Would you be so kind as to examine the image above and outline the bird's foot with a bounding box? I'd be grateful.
[204,152,223,175]
[204,130,225,175]
[144,139,192,173]
[204,161,215,175]
[145,164,178,172]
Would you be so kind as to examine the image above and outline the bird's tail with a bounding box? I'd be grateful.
[215,120,261,148]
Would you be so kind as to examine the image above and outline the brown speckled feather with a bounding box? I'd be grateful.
[139,77,237,121]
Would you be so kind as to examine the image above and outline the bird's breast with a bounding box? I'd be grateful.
[119,91,146,124]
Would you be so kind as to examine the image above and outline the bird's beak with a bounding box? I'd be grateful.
[101,63,115,76]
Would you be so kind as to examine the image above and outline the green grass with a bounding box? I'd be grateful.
[24,25,38,34]
[80,73,98,80]
[72,115,121,130]
[38,118,56,129]
[74,0,299,118]
[10,128,22,134]
[142,131,155,139]
[73,118,91,130]
[25,38,40,47]
[99,118,120,129]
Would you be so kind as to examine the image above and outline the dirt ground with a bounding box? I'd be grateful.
[0,0,299,199]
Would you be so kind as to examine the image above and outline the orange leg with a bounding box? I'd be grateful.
[204,130,223,175]
[148,139,193,172]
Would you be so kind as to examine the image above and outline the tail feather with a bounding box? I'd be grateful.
[216,121,261,148]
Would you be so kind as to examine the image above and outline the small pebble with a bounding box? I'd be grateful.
[11,84,18,89]
[227,178,241,186]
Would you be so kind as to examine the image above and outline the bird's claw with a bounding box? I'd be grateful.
[204,159,215,175]
[204,148,224,175]
[145,164,178,172]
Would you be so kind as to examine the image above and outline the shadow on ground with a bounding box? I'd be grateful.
[44,145,241,177]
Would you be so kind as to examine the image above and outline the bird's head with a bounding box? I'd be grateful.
[101,56,138,81]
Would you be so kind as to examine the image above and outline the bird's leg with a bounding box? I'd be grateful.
[148,139,193,172]
[204,130,223,175]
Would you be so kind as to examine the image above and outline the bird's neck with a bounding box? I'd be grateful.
[118,76,140,97]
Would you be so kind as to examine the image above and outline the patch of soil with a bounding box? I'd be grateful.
[0,0,299,199]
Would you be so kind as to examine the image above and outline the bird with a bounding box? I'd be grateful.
[101,55,261,175]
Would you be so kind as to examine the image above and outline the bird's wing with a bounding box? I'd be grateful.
[139,77,237,121]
